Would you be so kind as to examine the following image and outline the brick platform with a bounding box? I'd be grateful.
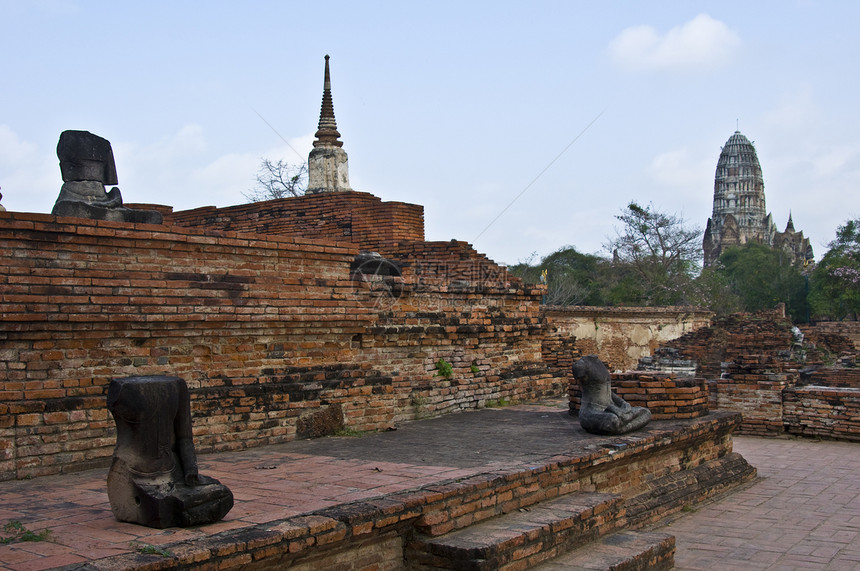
[0,401,753,570]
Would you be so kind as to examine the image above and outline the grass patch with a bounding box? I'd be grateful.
[435,358,453,379]
[0,521,52,544]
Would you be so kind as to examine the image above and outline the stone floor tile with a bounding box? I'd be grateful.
[661,435,860,570]
[7,553,87,571]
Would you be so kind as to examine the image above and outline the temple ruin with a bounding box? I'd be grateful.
[702,130,814,267]
[0,56,858,570]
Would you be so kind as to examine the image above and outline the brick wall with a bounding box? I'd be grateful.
[802,367,860,388]
[647,310,860,440]
[783,386,860,441]
[164,191,424,253]
[0,208,559,480]
[713,356,791,436]
[799,323,859,361]
[801,321,860,351]
[568,373,709,420]
[542,306,713,372]
[662,309,795,379]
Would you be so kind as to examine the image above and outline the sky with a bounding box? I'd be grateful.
[2,1,859,266]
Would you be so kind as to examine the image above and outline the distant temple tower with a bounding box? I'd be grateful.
[306,55,352,194]
[703,131,813,267]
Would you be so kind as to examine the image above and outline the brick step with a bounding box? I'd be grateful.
[532,530,675,571]
[406,492,624,570]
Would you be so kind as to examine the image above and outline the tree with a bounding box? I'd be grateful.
[243,158,308,202]
[809,218,860,320]
[716,242,810,322]
[604,202,703,305]
[690,264,742,316]
[508,247,611,306]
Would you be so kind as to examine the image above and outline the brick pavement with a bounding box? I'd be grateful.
[0,402,857,570]
[655,435,860,570]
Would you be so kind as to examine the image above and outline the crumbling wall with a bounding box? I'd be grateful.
[801,321,860,351]
[542,306,713,372]
[801,366,860,388]
[0,210,558,480]
[783,386,860,441]
[661,308,795,379]
[655,311,860,440]
[713,356,791,436]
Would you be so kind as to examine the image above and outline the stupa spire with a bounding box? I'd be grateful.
[307,55,352,193]
[313,55,343,148]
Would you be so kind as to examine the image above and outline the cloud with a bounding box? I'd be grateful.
[609,14,740,72]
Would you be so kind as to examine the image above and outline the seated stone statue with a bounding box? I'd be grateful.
[107,376,233,528]
[52,130,162,224]
[572,355,651,435]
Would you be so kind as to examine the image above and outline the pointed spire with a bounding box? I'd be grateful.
[785,211,795,232]
[313,55,343,148]
[306,55,352,194]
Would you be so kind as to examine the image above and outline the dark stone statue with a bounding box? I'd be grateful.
[52,130,163,224]
[106,376,233,528]
[572,355,651,435]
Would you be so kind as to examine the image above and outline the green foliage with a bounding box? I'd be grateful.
[511,203,703,308]
[690,265,742,316]
[435,358,453,379]
[484,397,511,408]
[714,243,810,322]
[509,247,609,306]
[470,362,480,374]
[809,218,860,320]
[1,521,52,544]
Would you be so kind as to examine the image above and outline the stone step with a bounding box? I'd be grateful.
[406,492,624,570]
[532,530,675,571]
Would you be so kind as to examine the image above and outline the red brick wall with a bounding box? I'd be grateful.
[662,309,794,379]
[801,321,860,351]
[802,367,860,388]
[568,373,709,420]
[0,209,559,480]
[713,356,791,436]
[783,386,860,441]
[164,191,424,254]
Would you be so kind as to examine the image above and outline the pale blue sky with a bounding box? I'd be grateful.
[2,1,858,265]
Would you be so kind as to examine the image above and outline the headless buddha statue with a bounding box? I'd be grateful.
[106,376,233,528]
[572,355,651,436]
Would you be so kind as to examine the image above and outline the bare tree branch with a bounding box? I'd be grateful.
[243,158,308,202]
